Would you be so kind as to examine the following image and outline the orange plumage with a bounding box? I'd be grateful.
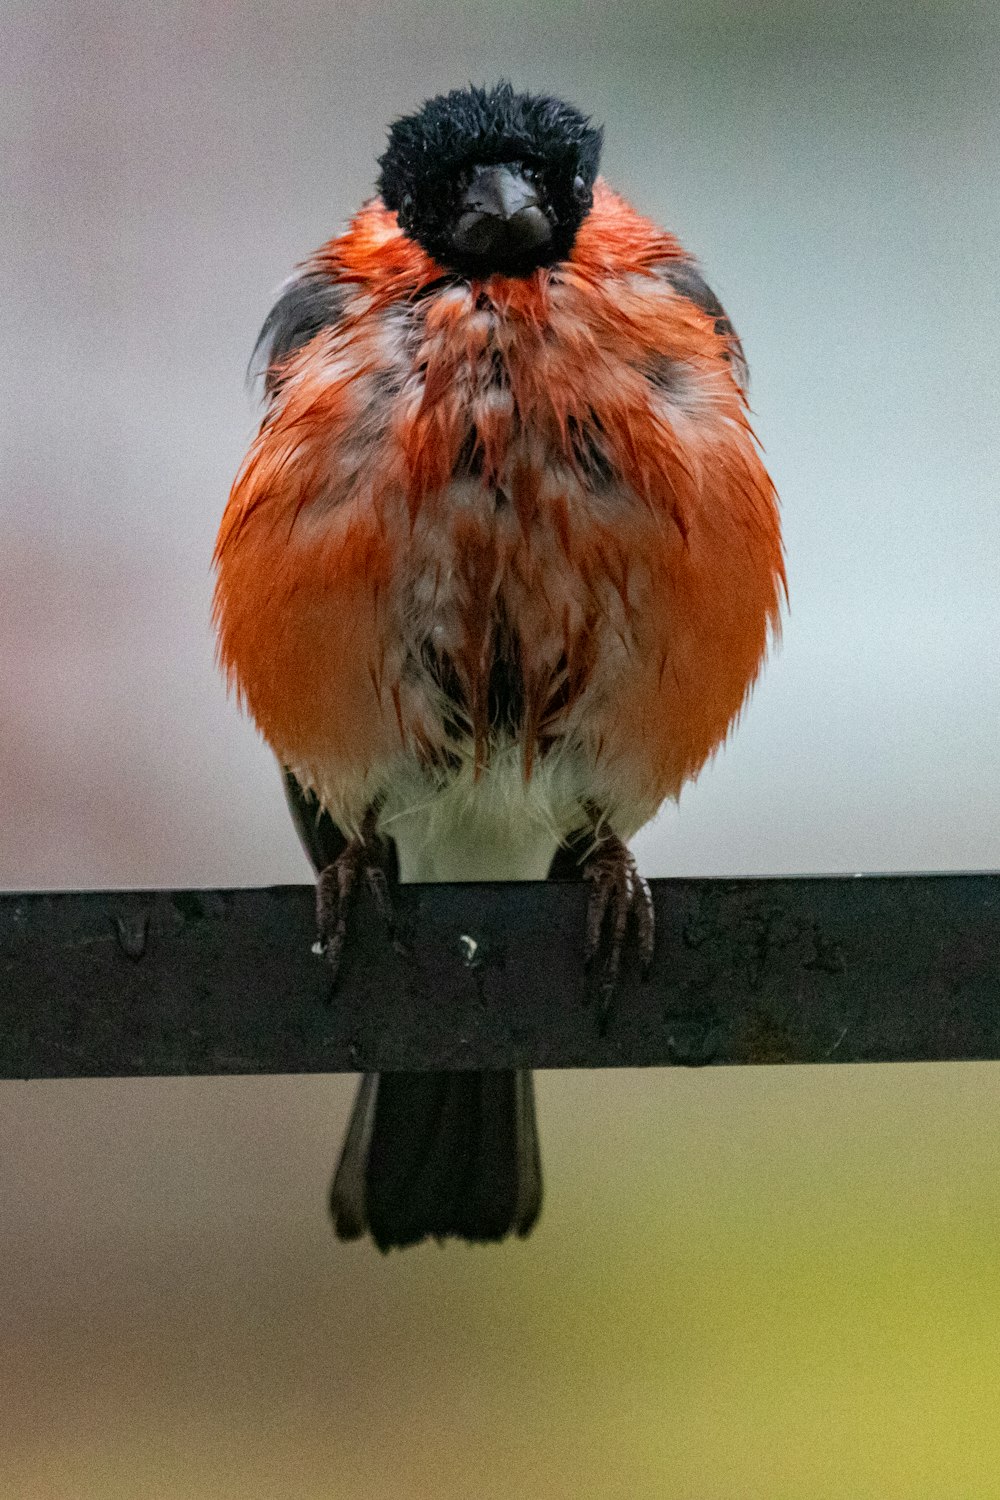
[213,83,785,1250]
[215,181,784,842]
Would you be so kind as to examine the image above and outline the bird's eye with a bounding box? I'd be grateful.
[399,192,414,222]
[572,174,587,200]
[522,164,539,183]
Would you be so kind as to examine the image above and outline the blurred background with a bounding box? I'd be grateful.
[3,0,999,1495]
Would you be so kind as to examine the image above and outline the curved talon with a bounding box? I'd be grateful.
[315,810,398,986]
[632,874,656,973]
[315,856,356,982]
[582,833,655,1025]
[363,863,409,960]
[363,863,393,925]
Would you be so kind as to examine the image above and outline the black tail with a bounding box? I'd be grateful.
[330,1068,542,1250]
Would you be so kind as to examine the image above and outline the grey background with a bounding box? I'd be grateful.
[3,2,999,1496]
[5,0,997,892]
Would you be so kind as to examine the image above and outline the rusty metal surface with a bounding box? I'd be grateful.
[0,876,998,1079]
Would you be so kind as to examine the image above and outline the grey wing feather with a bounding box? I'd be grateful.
[250,272,345,397]
[283,770,353,872]
[658,258,750,397]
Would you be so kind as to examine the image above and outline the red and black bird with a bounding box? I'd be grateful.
[214,83,785,1250]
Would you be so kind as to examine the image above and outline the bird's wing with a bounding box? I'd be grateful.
[250,271,346,399]
[250,276,383,876]
[656,258,750,398]
[283,770,356,874]
[250,272,363,873]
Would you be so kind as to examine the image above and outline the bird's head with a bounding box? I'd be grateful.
[377,81,603,279]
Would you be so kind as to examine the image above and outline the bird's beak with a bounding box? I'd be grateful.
[451,164,553,262]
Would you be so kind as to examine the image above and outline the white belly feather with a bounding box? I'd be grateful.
[377,739,592,882]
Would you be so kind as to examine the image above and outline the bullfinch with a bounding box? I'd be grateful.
[213,82,785,1250]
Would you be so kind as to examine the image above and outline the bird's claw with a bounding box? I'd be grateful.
[583,833,655,1030]
[315,814,399,987]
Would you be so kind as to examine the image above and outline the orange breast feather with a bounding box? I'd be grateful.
[213,182,785,832]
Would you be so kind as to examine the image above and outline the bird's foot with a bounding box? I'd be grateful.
[315,810,398,986]
[583,830,655,1031]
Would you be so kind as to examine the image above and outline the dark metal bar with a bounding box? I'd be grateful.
[1,876,997,1080]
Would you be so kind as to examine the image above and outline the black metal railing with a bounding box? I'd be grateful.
[2,875,997,1079]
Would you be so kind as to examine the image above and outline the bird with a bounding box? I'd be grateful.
[213,81,785,1251]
